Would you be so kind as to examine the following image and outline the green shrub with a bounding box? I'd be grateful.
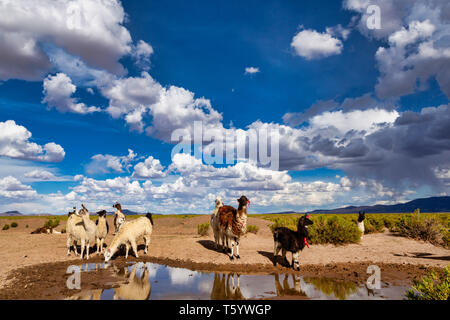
[395,213,443,245]
[246,225,259,234]
[442,229,450,248]
[197,222,210,236]
[2,224,10,230]
[44,217,60,229]
[308,215,361,245]
[364,216,385,234]
[10,222,18,228]
[406,266,450,300]
[26,224,29,228]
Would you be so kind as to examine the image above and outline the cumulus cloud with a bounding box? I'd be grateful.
[132,40,154,71]
[0,120,65,162]
[132,156,166,179]
[85,149,137,174]
[0,176,37,199]
[42,73,100,114]
[291,28,343,59]
[244,67,260,74]
[345,0,450,99]
[0,0,133,80]
[24,169,57,181]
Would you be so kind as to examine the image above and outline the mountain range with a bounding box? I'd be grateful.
[1,196,450,216]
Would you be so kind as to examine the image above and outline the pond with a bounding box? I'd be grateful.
[65,262,409,300]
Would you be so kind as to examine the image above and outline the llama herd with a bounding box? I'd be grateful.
[66,203,153,261]
[62,196,364,271]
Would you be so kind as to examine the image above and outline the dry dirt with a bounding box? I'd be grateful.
[0,215,448,299]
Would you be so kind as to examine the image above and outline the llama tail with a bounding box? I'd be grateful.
[146,213,154,225]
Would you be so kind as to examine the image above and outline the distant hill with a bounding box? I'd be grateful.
[307,196,450,214]
[0,210,23,216]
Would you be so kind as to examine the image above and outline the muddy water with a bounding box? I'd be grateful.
[65,262,409,300]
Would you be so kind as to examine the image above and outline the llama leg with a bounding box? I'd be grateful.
[125,243,130,259]
[80,239,85,260]
[273,242,281,266]
[131,240,139,258]
[292,251,300,271]
[96,238,100,255]
[282,249,288,266]
[67,236,72,256]
[144,235,150,254]
[74,240,78,256]
[229,238,235,260]
[235,238,240,259]
[86,241,90,260]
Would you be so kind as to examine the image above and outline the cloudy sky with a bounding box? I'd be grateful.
[0,0,449,214]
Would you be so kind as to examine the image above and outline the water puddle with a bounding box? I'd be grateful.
[65,262,409,300]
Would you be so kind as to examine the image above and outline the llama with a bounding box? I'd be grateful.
[77,204,97,260]
[273,214,313,270]
[95,210,109,255]
[66,206,91,259]
[357,211,365,238]
[104,213,153,262]
[113,202,126,235]
[210,197,224,249]
[217,195,249,260]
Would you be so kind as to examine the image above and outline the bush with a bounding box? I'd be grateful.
[44,217,60,229]
[395,213,443,245]
[308,215,361,245]
[26,224,29,228]
[197,222,210,236]
[442,229,450,248]
[364,216,385,234]
[246,225,259,234]
[2,224,10,230]
[406,266,450,300]
[10,222,18,228]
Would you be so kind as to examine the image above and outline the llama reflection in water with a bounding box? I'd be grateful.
[112,263,151,300]
[210,273,245,300]
[274,274,307,297]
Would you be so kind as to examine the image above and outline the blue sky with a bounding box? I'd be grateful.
[0,0,449,214]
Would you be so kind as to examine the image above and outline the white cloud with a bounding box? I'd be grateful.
[0,0,134,81]
[0,176,37,199]
[42,73,100,114]
[132,40,154,71]
[132,156,166,179]
[24,169,57,181]
[244,67,260,74]
[85,149,137,174]
[0,120,65,162]
[345,1,450,99]
[291,28,343,59]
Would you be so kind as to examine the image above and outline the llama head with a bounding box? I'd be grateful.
[299,214,314,228]
[113,203,122,211]
[358,211,365,222]
[104,248,113,262]
[79,204,89,216]
[215,197,223,208]
[237,195,250,208]
[68,206,76,217]
[97,210,107,217]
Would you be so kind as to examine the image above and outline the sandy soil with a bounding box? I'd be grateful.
[0,215,448,296]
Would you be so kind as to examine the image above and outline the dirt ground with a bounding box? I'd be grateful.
[0,215,448,298]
